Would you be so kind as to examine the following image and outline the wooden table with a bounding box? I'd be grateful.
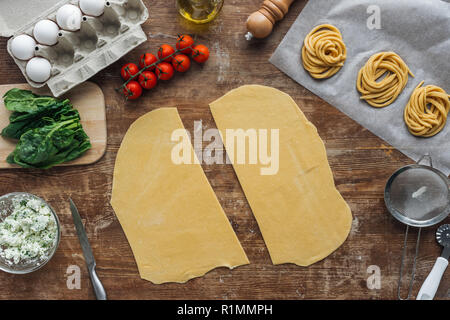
[0,0,448,300]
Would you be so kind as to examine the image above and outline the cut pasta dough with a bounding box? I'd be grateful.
[301,24,347,79]
[210,85,352,266]
[111,108,249,284]
[357,51,413,108]
[404,81,450,137]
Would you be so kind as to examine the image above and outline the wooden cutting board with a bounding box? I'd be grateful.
[0,82,107,169]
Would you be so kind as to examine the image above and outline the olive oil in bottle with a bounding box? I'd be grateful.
[176,0,224,24]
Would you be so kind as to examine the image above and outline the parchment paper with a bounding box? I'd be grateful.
[270,0,450,175]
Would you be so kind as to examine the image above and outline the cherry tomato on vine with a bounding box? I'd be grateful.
[155,62,174,80]
[172,54,191,73]
[158,44,175,62]
[139,53,157,70]
[123,81,142,100]
[176,34,194,54]
[120,63,139,81]
[138,71,157,90]
[191,45,210,63]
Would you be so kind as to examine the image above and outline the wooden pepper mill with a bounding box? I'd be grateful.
[245,0,296,40]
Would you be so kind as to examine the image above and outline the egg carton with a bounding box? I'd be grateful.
[1,0,148,97]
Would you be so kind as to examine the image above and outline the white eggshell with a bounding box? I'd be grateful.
[26,57,52,83]
[10,35,36,60]
[56,4,82,31]
[79,0,106,17]
[33,20,60,46]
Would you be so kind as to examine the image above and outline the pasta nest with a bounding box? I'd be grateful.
[357,52,413,108]
[404,81,450,137]
[302,24,347,79]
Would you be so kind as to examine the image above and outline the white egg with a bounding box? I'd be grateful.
[33,20,60,46]
[56,4,82,31]
[10,35,36,60]
[26,57,52,83]
[79,0,106,17]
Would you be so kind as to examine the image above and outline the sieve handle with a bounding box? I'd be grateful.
[416,257,448,300]
[416,154,433,167]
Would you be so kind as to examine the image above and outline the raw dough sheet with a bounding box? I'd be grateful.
[210,85,352,266]
[111,108,249,284]
[270,0,450,174]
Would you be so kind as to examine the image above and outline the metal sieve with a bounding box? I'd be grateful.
[384,154,450,300]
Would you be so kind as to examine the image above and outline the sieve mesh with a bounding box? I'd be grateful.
[388,167,449,222]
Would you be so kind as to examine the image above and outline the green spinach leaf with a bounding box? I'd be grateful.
[3,88,58,113]
[2,89,92,169]
[7,119,92,169]
[2,99,76,139]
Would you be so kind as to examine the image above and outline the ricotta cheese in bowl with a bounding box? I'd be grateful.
[0,193,60,274]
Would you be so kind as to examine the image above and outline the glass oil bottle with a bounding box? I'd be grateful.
[176,0,224,24]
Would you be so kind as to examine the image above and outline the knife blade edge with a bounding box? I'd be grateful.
[69,198,96,269]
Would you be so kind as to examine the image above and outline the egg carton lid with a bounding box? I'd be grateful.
[0,0,64,37]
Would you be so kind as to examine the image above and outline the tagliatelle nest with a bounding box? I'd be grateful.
[301,24,347,79]
[404,81,450,137]
[357,52,413,108]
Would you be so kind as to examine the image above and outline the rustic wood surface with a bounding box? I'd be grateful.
[0,0,448,300]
